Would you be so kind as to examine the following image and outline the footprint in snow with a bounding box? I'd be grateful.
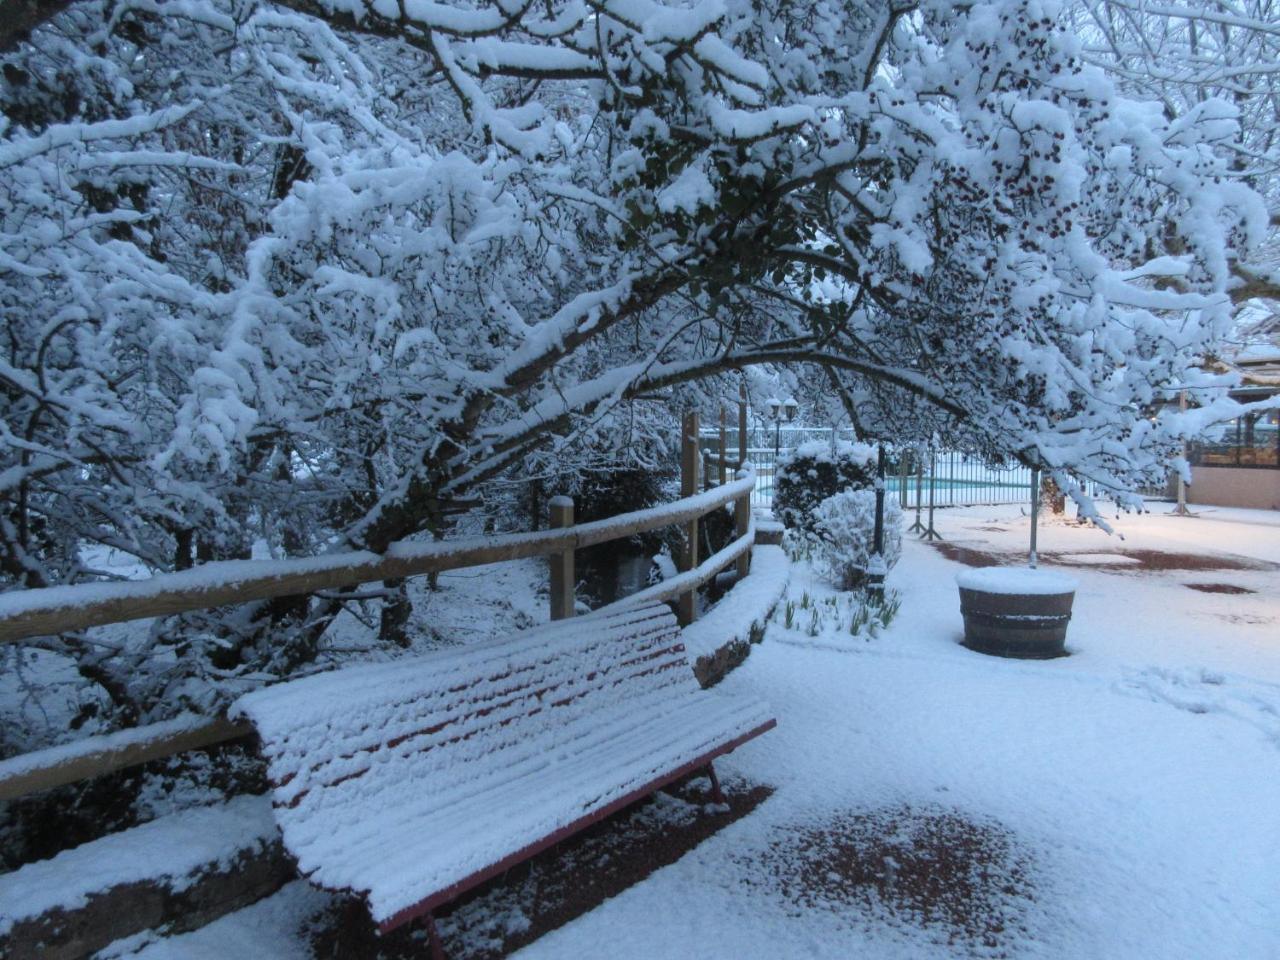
[1116,666,1280,749]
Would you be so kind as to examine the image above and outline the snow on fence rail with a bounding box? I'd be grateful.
[0,464,756,801]
[0,714,252,802]
[0,468,755,647]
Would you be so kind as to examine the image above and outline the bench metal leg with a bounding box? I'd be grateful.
[704,762,726,805]
[423,911,446,960]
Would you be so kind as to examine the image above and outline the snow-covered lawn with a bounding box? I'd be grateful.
[129,503,1280,959]
[521,503,1280,959]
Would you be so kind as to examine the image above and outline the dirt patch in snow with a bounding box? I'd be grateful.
[738,806,1035,954]
[1184,583,1257,595]
[929,543,1007,568]
[308,774,772,959]
[1047,552,1141,566]
[930,543,1277,575]
[1089,550,1277,573]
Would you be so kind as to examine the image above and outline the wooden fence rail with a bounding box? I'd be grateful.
[0,715,253,802]
[0,464,756,801]
[0,469,755,646]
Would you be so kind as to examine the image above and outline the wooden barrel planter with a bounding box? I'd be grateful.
[956,567,1078,659]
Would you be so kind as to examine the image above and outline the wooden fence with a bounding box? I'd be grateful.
[0,416,756,802]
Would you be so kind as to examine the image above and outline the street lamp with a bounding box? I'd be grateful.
[763,397,799,459]
[867,443,887,597]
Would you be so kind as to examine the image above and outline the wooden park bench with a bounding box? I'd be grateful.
[231,600,776,957]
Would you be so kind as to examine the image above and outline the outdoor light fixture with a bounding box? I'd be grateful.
[867,443,887,596]
[762,396,800,459]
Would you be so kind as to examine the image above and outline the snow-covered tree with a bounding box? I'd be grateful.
[1,0,1275,738]
[1068,0,1280,307]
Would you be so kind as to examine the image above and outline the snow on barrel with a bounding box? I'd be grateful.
[956,567,1078,659]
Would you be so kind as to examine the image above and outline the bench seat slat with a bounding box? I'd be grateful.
[297,692,772,924]
[278,676,761,863]
[233,601,776,931]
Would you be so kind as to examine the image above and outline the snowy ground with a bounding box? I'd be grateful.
[117,503,1280,959]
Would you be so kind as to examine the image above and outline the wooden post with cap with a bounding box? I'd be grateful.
[678,411,700,625]
[734,470,751,580]
[718,406,728,486]
[735,385,751,580]
[548,496,574,620]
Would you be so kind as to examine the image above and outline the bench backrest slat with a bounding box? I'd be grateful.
[234,602,687,819]
[279,638,689,813]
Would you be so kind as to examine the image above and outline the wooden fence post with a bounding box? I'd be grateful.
[698,413,712,492]
[718,406,728,486]
[549,496,575,620]
[735,385,751,581]
[678,411,699,625]
[735,470,751,580]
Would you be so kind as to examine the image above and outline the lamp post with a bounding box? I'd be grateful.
[764,396,799,459]
[866,443,887,598]
[762,398,799,503]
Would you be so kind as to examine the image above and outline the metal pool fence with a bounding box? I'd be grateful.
[706,428,1035,511]
[894,451,1034,511]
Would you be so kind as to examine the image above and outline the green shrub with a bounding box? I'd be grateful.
[773,440,876,533]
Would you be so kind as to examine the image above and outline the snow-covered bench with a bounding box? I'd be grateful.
[231,601,775,956]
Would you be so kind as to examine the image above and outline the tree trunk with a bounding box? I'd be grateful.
[378,578,412,648]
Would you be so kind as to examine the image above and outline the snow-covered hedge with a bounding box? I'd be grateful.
[810,489,903,591]
[773,441,876,533]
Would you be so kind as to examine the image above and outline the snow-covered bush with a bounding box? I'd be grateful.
[810,490,903,591]
[2,0,1276,868]
[774,441,876,534]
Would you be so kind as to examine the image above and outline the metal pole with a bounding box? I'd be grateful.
[1029,466,1040,569]
[923,446,942,541]
[872,444,886,557]
[908,448,925,534]
[867,444,887,596]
